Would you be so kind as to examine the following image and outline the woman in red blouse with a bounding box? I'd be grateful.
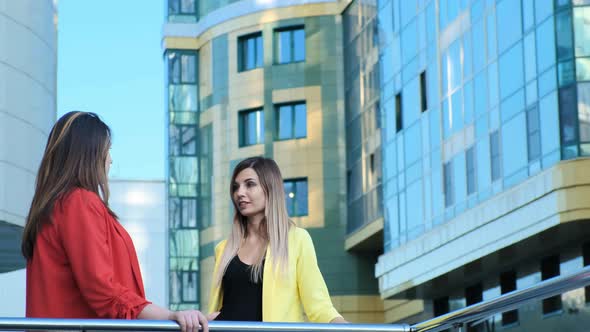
[22,111,208,332]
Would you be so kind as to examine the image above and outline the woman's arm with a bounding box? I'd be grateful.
[296,229,347,323]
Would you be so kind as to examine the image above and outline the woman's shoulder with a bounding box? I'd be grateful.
[214,239,228,256]
[289,226,313,243]
[59,187,105,212]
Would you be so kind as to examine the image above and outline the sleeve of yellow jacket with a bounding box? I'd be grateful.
[296,229,341,323]
[208,240,227,314]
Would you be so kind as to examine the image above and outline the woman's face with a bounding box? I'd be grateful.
[233,167,266,219]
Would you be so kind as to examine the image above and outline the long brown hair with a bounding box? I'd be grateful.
[22,111,115,260]
[214,157,293,287]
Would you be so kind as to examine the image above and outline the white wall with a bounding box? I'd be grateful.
[0,0,57,317]
[109,179,168,307]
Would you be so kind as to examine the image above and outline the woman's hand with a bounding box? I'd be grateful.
[207,311,220,321]
[330,316,349,323]
[169,310,209,332]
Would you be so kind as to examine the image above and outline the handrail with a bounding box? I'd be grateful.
[3,265,589,332]
[0,318,411,332]
[412,265,590,332]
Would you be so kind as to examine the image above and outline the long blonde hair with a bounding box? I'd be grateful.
[214,157,293,287]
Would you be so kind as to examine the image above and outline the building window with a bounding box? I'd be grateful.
[433,296,450,317]
[465,283,483,332]
[276,102,306,140]
[395,93,403,132]
[169,197,198,229]
[490,131,502,181]
[239,108,264,147]
[170,125,197,156]
[238,32,263,72]
[168,52,197,84]
[275,26,305,64]
[584,243,590,304]
[370,153,375,174]
[526,105,541,161]
[284,178,308,217]
[420,70,428,112]
[500,271,519,326]
[541,255,562,315]
[168,0,197,22]
[466,146,476,195]
[444,161,454,207]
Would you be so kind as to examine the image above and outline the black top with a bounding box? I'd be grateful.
[215,255,264,321]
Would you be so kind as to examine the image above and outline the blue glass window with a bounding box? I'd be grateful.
[536,16,556,74]
[574,7,590,57]
[490,131,502,181]
[168,0,197,23]
[444,161,454,207]
[539,91,560,156]
[472,19,486,73]
[466,146,476,195]
[276,102,306,140]
[238,32,263,71]
[524,32,537,82]
[276,26,306,64]
[496,0,522,54]
[499,41,524,100]
[169,52,197,84]
[527,104,541,161]
[284,178,308,217]
[502,113,527,177]
[239,108,264,146]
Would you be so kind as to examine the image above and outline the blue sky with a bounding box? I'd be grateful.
[57,1,166,181]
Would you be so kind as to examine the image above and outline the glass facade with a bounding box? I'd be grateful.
[166,50,200,310]
[379,0,590,251]
[168,0,198,23]
[343,1,383,234]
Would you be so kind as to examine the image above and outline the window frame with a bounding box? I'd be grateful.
[238,32,263,72]
[275,101,307,141]
[274,25,306,64]
[283,177,309,217]
[238,108,264,147]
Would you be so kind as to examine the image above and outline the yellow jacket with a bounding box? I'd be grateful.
[208,227,341,322]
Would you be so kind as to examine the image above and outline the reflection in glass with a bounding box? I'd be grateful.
[490,131,501,181]
[559,85,578,146]
[502,113,527,177]
[540,91,560,155]
[536,16,556,74]
[527,105,542,161]
[239,109,264,146]
[574,8,590,57]
[277,27,306,64]
[239,33,263,71]
[497,0,522,54]
[579,83,590,142]
[499,42,524,100]
[283,179,308,217]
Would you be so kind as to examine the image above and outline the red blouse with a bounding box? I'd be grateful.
[26,188,151,318]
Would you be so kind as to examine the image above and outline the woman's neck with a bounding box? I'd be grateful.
[246,214,264,238]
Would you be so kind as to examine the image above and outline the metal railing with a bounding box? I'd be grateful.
[412,264,590,332]
[0,319,410,332]
[1,265,589,332]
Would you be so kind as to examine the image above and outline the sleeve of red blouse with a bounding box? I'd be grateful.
[59,190,150,319]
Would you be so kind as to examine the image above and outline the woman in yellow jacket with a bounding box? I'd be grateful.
[208,157,347,323]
